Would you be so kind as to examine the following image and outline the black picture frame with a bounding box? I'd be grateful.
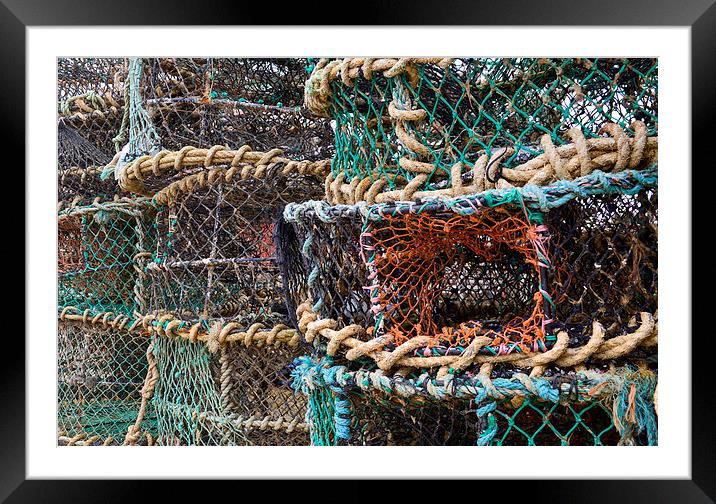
[5,1,714,501]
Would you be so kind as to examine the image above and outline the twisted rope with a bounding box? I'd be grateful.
[159,401,309,433]
[325,121,657,204]
[123,337,159,445]
[296,301,657,372]
[304,58,454,117]
[285,166,658,224]
[58,307,303,350]
[292,355,652,404]
[57,196,156,220]
[141,312,302,351]
[58,90,122,117]
[58,431,155,446]
[105,143,331,197]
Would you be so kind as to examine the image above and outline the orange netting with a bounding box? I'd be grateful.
[58,217,84,274]
[368,206,553,353]
[235,222,276,259]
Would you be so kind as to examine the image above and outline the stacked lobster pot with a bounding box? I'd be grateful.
[106,58,335,445]
[284,58,659,445]
[57,58,159,446]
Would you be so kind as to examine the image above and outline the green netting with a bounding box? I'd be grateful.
[57,318,156,442]
[490,397,619,446]
[58,201,156,317]
[151,336,309,446]
[308,58,657,191]
[57,199,158,444]
[292,357,658,446]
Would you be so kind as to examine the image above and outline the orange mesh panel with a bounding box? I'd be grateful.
[369,207,550,352]
[58,217,84,274]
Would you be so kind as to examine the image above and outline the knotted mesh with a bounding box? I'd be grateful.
[150,336,309,446]
[57,317,156,442]
[307,58,658,199]
[292,358,657,446]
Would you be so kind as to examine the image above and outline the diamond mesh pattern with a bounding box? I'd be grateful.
[57,320,155,440]
[324,58,658,190]
[58,205,156,317]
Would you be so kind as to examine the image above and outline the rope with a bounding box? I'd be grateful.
[58,307,302,350]
[110,58,162,189]
[305,58,454,117]
[296,301,657,372]
[104,144,331,197]
[58,90,122,117]
[285,166,658,224]
[325,121,657,204]
[122,337,159,445]
[291,355,656,407]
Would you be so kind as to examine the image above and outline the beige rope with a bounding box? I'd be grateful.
[153,160,329,206]
[107,144,332,197]
[123,339,159,445]
[58,307,302,350]
[325,121,657,205]
[141,312,302,349]
[305,58,454,117]
[296,301,657,372]
[58,90,123,117]
[58,106,123,125]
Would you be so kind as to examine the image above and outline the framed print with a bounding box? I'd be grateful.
[6,0,714,501]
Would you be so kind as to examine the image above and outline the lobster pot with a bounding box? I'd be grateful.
[57,316,155,443]
[292,358,658,446]
[144,58,316,106]
[143,171,325,445]
[137,57,334,162]
[148,172,326,327]
[151,336,309,446]
[58,200,156,317]
[57,58,126,203]
[305,58,658,200]
[280,203,547,356]
[282,167,658,364]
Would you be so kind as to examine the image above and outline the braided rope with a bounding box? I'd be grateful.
[158,401,309,433]
[59,107,124,128]
[123,337,159,445]
[57,196,156,220]
[141,312,302,350]
[152,158,331,206]
[292,355,654,405]
[58,430,155,446]
[58,90,122,117]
